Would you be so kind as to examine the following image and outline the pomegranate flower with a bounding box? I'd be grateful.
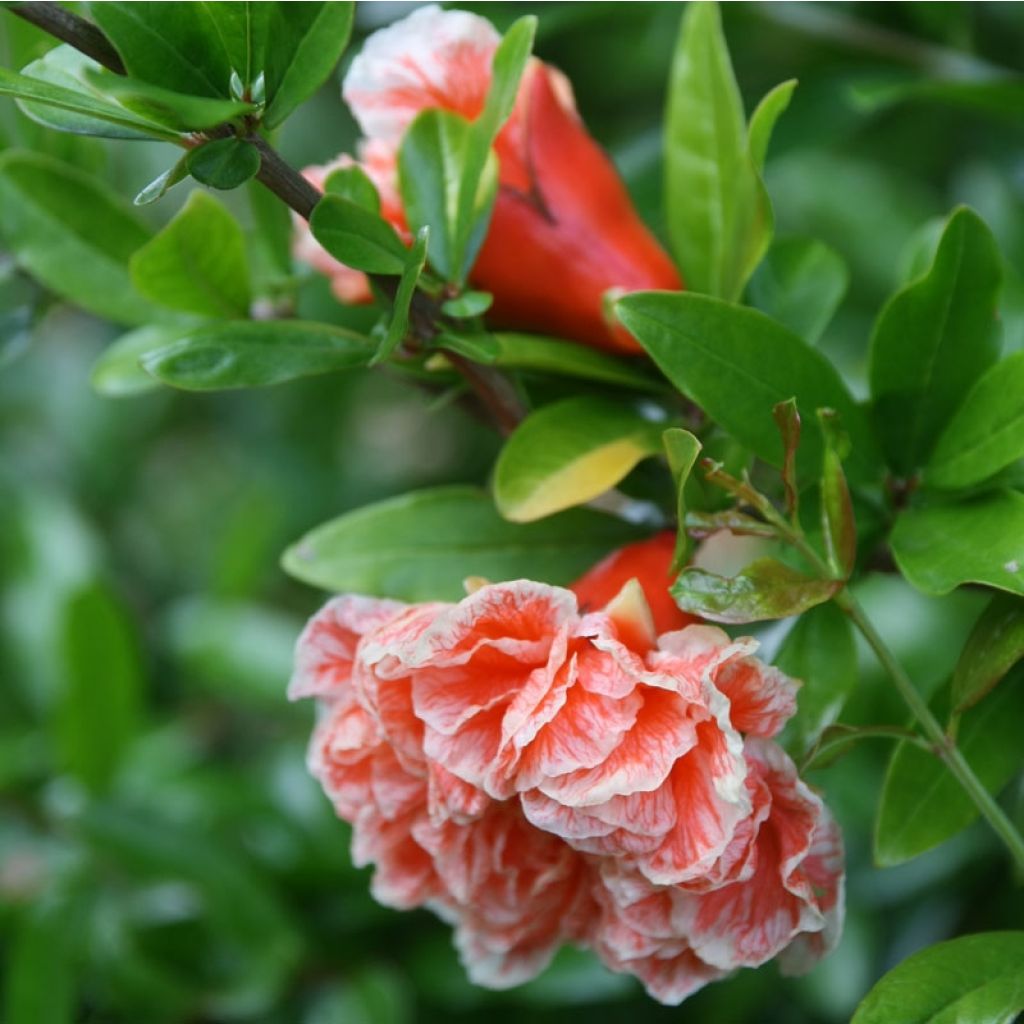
[289,550,844,1003]
[295,5,682,354]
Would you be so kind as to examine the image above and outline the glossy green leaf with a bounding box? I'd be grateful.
[777,602,858,752]
[869,206,1002,475]
[0,151,157,325]
[748,237,849,344]
[263,2,355,129]
[186,137,261,190]
[282,486,643,601]
[140,320,371,390]
[494,397,664,522]
[130,191,250,318]
[310,193,408,275]
[84,71,254,131]
[851,931,1024,1024]
[399,108,498,283]
[12,47,176,140]
[663,3,788,299]
[441,290,493,318]
[875,663,1024,865]
[324,165,380,212]
[194,2,270,88]
[951,593,1024,713]
[57,582,143,794]
[91,324,188,397]
[616,292,875,481]
[926,352,1024,490]
[663,428,702,571]
[371,227,428,366]
[671,558,840,623]
[90,3,235,97]
[436,330,661,391]
[890,490,1024,596]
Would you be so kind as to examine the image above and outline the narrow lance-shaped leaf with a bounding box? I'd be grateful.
[371,227,429,366]
[772,398,800,521]
[616,292,877,482]
[890,490,1024,597]
[874,663,1024,866]
[140,320,372,391]
[282,486,644,601]
[951,593,1024,713]
[926,351,1024,490]
[662,428,702,571]
[493,397,664,522]
[869,205,1002,475]
[672,558,840,624]
[130,190,251,318]
[818,408,856,579]
[851,932,1024,1024]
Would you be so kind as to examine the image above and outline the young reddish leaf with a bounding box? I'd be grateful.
[951,593,1024,713]
[671,557,840,623]
[772,397,800,520]
[663,428,702,571]
[818,408,856,579]
[684,509,778,540]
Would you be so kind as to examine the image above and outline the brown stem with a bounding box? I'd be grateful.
[7,1,526,434]
[8,2,125,73]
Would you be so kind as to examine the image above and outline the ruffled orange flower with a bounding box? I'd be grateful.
[289,544,843,1004]
[294,4,682,354]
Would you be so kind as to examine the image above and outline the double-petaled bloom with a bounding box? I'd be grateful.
[293,5,682,354]
[289,535,845,1005]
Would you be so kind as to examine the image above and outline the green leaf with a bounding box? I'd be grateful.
[441,290,493,318]
[851,932,1024,1024]
[926,351,1024,490]
[671,558,840,624]
[130,191,250,318]
[890,490,1024,597]
[773,397,800,521]
[951,593,1024,713]
[195,2,270,88]
[11,47,176,140]
[616,292,876,481]
[186,137,261,190]
[801,724,920,774]
[748,237,848,344]
[663,428,702,571]
[748,79,797,172]
[777,602,857,753]
[310,193,408,275]
[0,151,157,325]
[263,2,355,129]
[663,4,788,299]
[869,206,1003,475]
[818,409,856,578]
[90,2,235,97]
[875,664,1024,866]
[140,320,371,390]
[437,330,661,391]
[248,181,293,277]
[493,397,664,522]
[85,71,255,131]
[282,486,643,601]
[133,153,190,205]
[399,108,498,283]
[57,582,143,794]
[371,227,428,366]
[324,164,380,212]
[91,324,188,397]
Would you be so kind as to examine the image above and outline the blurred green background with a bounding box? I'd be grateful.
[2,3,1024,1021]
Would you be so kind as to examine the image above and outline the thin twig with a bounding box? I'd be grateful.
[8,2,125,73]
